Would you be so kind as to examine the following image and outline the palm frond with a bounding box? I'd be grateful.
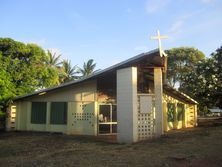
[47,50,62,67]
[60,59,78,83]
[79,59,97,77]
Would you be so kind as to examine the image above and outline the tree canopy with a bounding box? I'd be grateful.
[166,47,205,87]
[0,38,60,108]
[166,46,222,114]
[179,46,222,111]
[0,39,99,107]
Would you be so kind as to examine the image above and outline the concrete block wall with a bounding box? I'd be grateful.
[117,67,138,143]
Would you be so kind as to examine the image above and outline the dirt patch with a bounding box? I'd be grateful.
[0,126,222,167]
[198,117,222,127]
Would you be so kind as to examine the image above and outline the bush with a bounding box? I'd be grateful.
[0,110,6,130]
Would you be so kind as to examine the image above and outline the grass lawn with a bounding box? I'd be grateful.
[0,126,222,167]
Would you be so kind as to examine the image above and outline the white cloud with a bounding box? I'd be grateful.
[169,20,184,34]
[169,8,205,34]
[180,8,205,20]
[167,19,185,43]
[145,0,170,13]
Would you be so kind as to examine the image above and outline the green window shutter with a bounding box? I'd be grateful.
[31,102,47,124]
[167,103,175,122]
[177,103,184,121]
[50,102,67,125]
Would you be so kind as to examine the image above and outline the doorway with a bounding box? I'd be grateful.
[98,104,117,134]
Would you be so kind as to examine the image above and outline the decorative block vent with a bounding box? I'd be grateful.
[73,112,94,121]
[137,94,155,140]
[188,106,195,126]
[71,102,95,127]
[6,106,16,131]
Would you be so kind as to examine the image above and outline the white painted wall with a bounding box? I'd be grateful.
[117,67,138,143]
[28,80,96,102]
[154,68,164,137]
[14,80,97,135]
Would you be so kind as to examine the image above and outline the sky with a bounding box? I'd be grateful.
[1,0,222,69]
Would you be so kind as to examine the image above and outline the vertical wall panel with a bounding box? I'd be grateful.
[117,67,138,143]
[154,68,164,136]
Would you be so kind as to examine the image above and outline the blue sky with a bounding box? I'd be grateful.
[1,0,222,69]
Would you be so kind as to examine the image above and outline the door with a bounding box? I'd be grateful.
[98,104,117,134]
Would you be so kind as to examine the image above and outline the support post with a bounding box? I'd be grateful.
[163,102,168,132]
[173,103,178,129]
[194,105,198,126]
[26,102,31,130]
[46,102,50,131]
[182,104,187,128]
[117,67,138,143]
[154,67,164,137]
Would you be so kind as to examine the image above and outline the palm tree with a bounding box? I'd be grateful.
[60,59,78,83]
[78,59,98,77]
[46,50,62,68]
[45,50,63,85]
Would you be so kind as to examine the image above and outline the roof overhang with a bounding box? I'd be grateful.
[14,49,160,101]
[13,48,198,105]
[163,84,198,104]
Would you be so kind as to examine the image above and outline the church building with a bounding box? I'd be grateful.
[7,48,197,143]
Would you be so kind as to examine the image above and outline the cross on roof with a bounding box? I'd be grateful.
[151,30,168,57]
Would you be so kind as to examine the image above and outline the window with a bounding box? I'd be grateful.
[167,103,175,122]
[31,102,47,124]
[50,102,67,124]
[99,105,111,123]
[177,103,184,121]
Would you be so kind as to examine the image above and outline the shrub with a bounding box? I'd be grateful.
[0,110,6,130]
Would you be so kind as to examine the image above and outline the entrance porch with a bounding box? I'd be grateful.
[96,55,164,143]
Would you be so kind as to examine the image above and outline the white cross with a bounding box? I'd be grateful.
[151,30,168,57]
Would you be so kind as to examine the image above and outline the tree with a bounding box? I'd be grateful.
[0,52,15,106]
[46,50,62,67]
[78,59,98,77]
[0,38,59,109]
[166,47,205,87]
[211,46,222,108]
[45,50,63,85]
[60,59,78,82]
[179,46,222,113]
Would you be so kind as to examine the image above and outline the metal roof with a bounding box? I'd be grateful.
[209,109,222,113]
[14,48,198,104]
[14,49,159,100]
[163,84,198,104]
